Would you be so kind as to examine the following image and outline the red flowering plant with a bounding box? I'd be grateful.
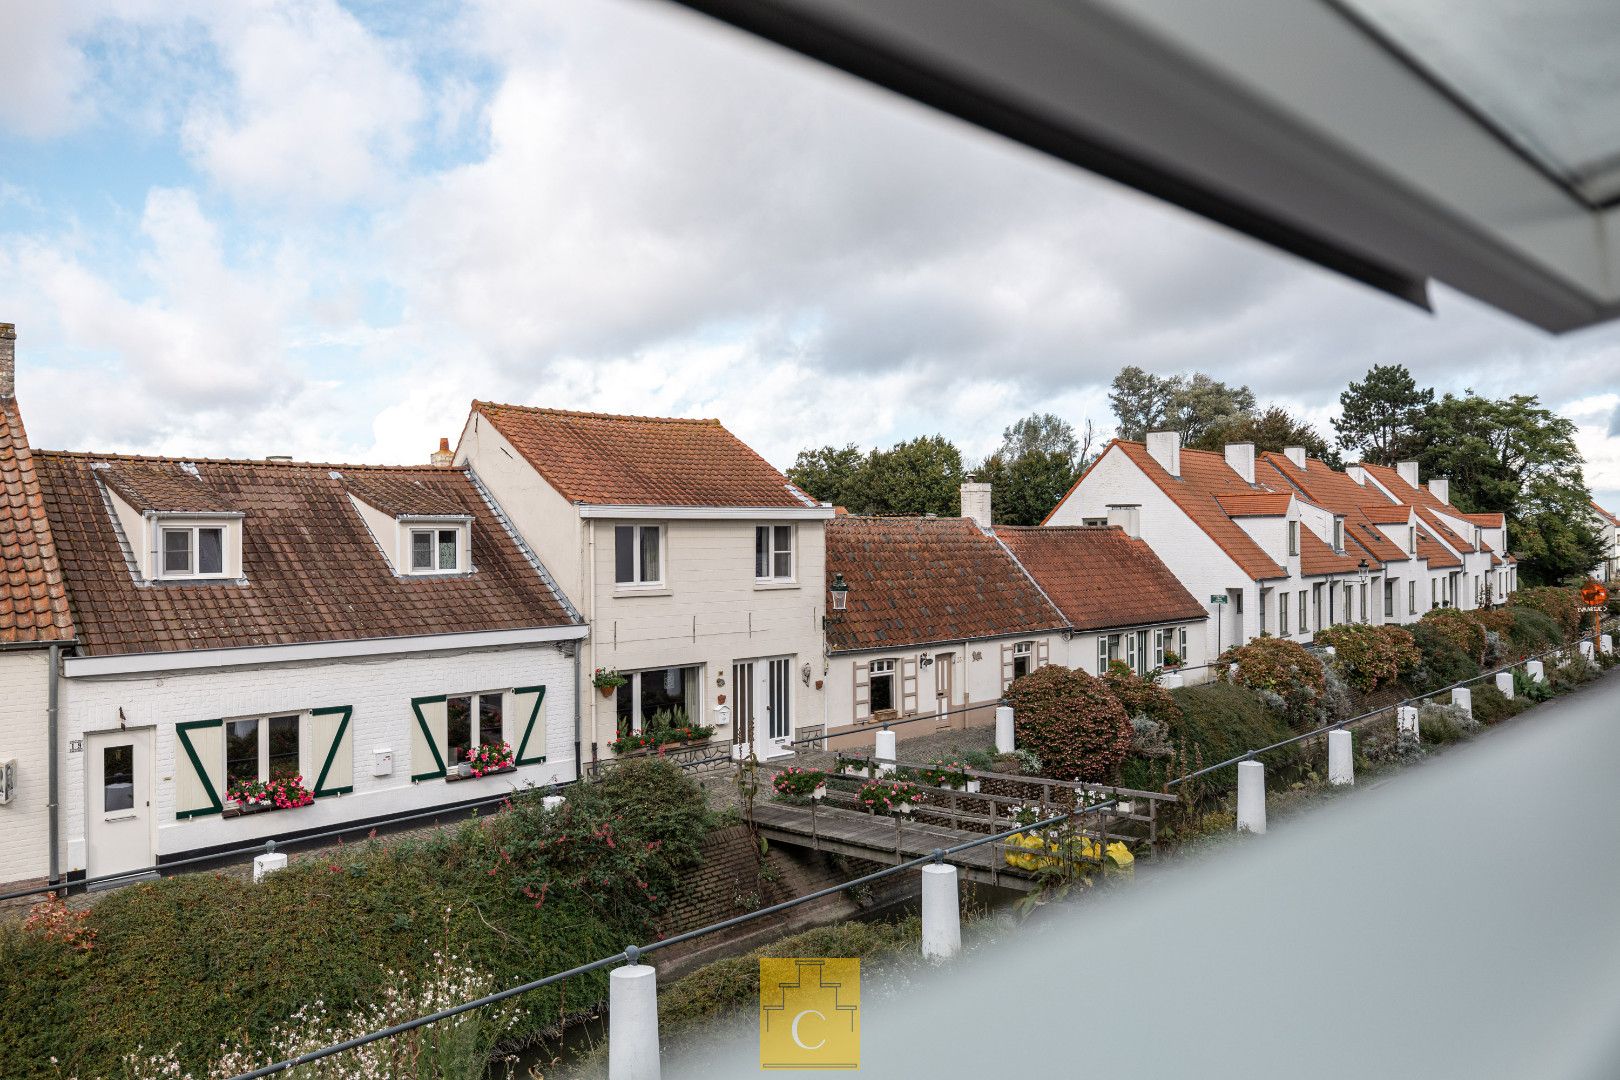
[771,767,827,801]
[24,892,96,952]
[609,731,659,755]
[857,778,924,816]
[466,740,515,777]
[227,775,314,810]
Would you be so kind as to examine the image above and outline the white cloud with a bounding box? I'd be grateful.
[0,3,102,136]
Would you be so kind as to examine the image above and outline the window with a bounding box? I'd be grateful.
[409,527,460,573]
[446,692,503,764]
[1125,631,1137,672]
[1259,590,1268,634]
[1344,583,1354,622]
[1298,591,1308,632]
[1431,578,1439,606]
[1081,516,1107,526]
[1409,579,1417,614]
[1280,591,1291,635]
[1178,627,1187,663]
[1098,634,1122,673]
[1384,578,1395,616]
[755,525,795,582]
[103,745,134,812]
[1287,520,1299,556]
[869,660,896,714]
[1012,641,1033,680]
[225,714,300,789]
[1234,591,1244,614]
[1153,629,1165,667]
[1312,584,1323,631]
[614,524,663,586]
[161,525,226,577]
[616,665,702,732]
[1332,518,1344,551]
[1408,526,1417,554]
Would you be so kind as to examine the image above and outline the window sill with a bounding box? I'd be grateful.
[753,581,800,591]
[613,586,672,598]
[445,764,518,783]
[221,799,311,819]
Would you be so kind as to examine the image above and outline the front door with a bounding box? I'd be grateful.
[86,728,155,879]
[765,657,792,743]
[732,661,755,756]
[733,656,793,755]
[933,652,954,717]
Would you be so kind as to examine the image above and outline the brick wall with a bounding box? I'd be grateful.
[0,648,51,888]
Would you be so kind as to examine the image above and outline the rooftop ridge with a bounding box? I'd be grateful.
[473,400,723,426]
[34,448,469,474]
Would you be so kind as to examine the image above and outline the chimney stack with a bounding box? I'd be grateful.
[1283,445,1307,469]
[1345,465,1368,486]
[0,323,14,400]
[1427,476,1450,505]
[1107,504,1141,539]
[431,437,454,467]
[960,481,992,529]
[1396,460,1421,490]
[1223,442,1256,484]
[1145,430,1181,477]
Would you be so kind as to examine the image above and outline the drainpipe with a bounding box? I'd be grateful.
[587,519,598,769]
[47,642,62,887]
[572,641,582,781]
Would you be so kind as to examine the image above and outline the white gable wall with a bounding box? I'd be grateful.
[0,648,52,888]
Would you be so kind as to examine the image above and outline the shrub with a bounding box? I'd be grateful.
[1120,682,1304,796]
[1419,608,1487,664]
[1506,607,1564,658]
[1417,701,1474,744]
[1217,637,1327,730]
[1004,665,1133,783]
[1103,666,1182,726]
[1470,683,1526,724]
[1406,622,1481,694]
[1313,624,1422,693]
[1509,586,1585,638]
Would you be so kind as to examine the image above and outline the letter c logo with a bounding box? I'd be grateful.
[791,1009,826,1050]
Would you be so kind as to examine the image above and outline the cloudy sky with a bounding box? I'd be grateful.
[2,0,1618,508]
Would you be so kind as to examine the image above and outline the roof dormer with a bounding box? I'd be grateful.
[343,472,473,577]
[96,462,245,582]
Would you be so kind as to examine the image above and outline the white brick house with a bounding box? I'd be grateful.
[1594,501,1619,583]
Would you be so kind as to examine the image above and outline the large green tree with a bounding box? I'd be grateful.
[1412,392,1604,585]
[1109,366,1255,444]
[976,413,1092,525]
[786,443,866,509]
[1191,405,1341,466]
[1333,364,1432,465]
[863,435,966,517]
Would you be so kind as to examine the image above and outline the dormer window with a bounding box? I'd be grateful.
[1332,517,1344,551]
[162,525,227,577]
[411,527,461,573]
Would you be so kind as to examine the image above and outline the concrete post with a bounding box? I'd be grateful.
[920,863,962,960]
[994,705,1015,755]
[1579,640,1596,662]
[1397,705,1419,738]
[1159,671,1185,689]
[874,729,897,776]
[1495,671,1514,699]
[1451,687,1472,719]
[1526,660,1545,684]
[1602,634,1613,655]
[253,852,287,883]
[1327,730,1353,786]
[1236,760,1266,834]
[610,961,661,1080]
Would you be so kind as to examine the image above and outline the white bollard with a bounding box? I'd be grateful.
[609,961,661,1080]
[874,729,897,776]
[1602,634,1613,655]
[1579,640,1596,662]
[253,852,287,883]
[1451,687,1472,719]
[1235,760,1267,834]
[920,863,962,960]
[1495,671,1514,699]
[1159,671,1185,689]
[994,705,1015,755]
[543,794,566,811]
[1327,730,1353,786]
[1526,660,1545,684]
[1397,705,1419,739]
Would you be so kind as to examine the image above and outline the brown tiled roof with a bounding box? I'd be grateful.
[1417,533,1461,568]
[1261,453,1395,516]
[98,462,238,514]
[1299,528,1367,576]
[472,402,817,509]
[0,401,72,643]
[1455,511,1505,528]
[1107,441,1287,581]
[1414,507,1477,553]
[823,516,1064,652]
[34,452,578,656]
[343,473,469,518]
[1361,503,1415,525]
[1593,501,1620,527]
[1346,516,1407,563]
[995,525,1207,631]
[1360,464,1487,554]
[1215,492,1292,516]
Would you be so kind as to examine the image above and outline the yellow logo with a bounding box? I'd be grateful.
[759,957,860,1070]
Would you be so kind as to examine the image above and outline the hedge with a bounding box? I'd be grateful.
[1508,586,1585,638]
[1120,682,1305,796]
[1005,665,1133,783]
[1217,636,1328,730]
[1405,622,1482,694]
[1313,623,1421,693]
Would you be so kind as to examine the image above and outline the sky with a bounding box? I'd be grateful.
[1,0,1618,510]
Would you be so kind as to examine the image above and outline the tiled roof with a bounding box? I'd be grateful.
[1414,506,1478,554]
[1361,503,1415,525]
[0,401,72,643]
[1215,492,1292,516]
[1260,453,1396,516]
[1417,533,1462,569]
[343,472,470,518]
[1590,501,1619,527]
[34,452,579,657]
[1455,511,1505,528]
[1106,441,1287,581]
[98,462,238,514]
[995,525,1208,631]
[1346,516,1407,563]
[1299,528,1367,576]
[823,516,1065,652]
[472,402,817,509]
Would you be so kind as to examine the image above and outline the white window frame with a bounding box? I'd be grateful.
[1012,640,1034,680]
[1298,591,1308,632]
[408,525,463,575]
[1153,629,1166,667]
[1409,579,1417,615]
[1287,520,1299,557]
[1332,517,1344,551]
[1280,591,1291,635]
[224,712,302,791]
[445,690,505,764]
[160,524,229,579]
[755,524,796,583]
[1178,627,1187,662]
[614,524,665,588]
[868,659,897,715]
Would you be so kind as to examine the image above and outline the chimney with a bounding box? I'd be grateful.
[1106,503,1141,538]
[0,322,14,400]
[1345,464,1368,486]
[431,437,454,467]
[1223,442,1255,484]
[1145,430,1181,477]
[1397,460,1421,490]
[1428,476,1450,505]
[960,481,992,529]
[1283,445,1307,469]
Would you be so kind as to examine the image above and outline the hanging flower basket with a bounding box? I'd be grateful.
[592,667,628,698]
[857,778,923,816]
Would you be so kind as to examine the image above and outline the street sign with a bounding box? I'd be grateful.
[1210,594,1229,605]
[1580,580,1608,607]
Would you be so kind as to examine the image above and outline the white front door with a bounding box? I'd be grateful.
[86,728,155,878]
[733,656,793,755]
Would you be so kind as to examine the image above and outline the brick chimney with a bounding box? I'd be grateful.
[960,481,992,529]
[0,322,14,400]
[430,437,454,467]
[1145,430,1181,477]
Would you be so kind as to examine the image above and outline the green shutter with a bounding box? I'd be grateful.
[310,706,354,797]
[512,685,547,765]
[175,718,225,819]
[411,695,448,781]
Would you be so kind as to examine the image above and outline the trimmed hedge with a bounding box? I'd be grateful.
[1005,665,1133,783]
[1506,607,1564,658]
[1419,608,1487,664]
[1406,622,1482,694]
[1509,586,1585,638]
[1120,682,1304,795]
[1313,623,1422,693]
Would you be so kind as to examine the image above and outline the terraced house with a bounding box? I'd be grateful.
[1595,501,1619,583]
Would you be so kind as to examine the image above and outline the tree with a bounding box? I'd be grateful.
[1107,366,1176,442]
[1333,364,1432,465]
[787,443,867,509]
[1191,405,1341,466]
[976,413,1088,526]
[1108,366,1254,444]
[862,435,966,517]
[1411,392,1604,585]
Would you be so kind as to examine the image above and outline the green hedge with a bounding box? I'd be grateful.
[0,759,713,1079]
[1121,682,1305,796]
[1405,623,1482,694]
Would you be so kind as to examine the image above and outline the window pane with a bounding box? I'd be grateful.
[197,528,224,574]
[615,525,634,583]
[871,673,894,712]
[479,694,502,747]
[163,529,191,574]
[447,696,473,763]
[411,530,433,570]
[773,526,792,577]
[640,526,660,582]
[226,718,260,788]
[267,716,299,780]
[103,745,134,812]
[756,526,768,579]
[616,682,634,736]
[438,529,458,570]
[774,550,791,579]
[641,666,691,725]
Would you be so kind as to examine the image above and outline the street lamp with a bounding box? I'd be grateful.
[829,572,849,612]
[1357,558,1369,585]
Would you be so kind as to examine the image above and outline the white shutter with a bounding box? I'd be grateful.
[310,706,354,797]
[411,695,449,780]
[512,686,548,765]
[900,658,919,715]
[853,662,869,718]
[1036,639,1050,669]
[175,719,225,818]
[1001,642,1015,689]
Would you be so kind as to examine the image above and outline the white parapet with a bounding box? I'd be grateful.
[1451,687,1472,718]
[875,729,897,776]
[1526,660,1546,684]
[1495,671,1514,699]
[1327,730,1353,786]
[1236,760,1267,834]
[253,852,288,883]
[610,963,661,1080]
[920,863,962,960]
[1397,705,1419,738]
[995,705,1015,755]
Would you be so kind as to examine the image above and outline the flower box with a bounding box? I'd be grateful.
[772,767,829,802]
[226,776,314,813]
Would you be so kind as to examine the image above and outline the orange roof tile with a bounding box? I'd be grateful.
[1416,533,1462,568]
[0,400,72,643]
[1298,528,1367,576]
[472,402,817,509]
[995,525,1207,631]
[1215,492,1293,517]
[1590,501,1618,527]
